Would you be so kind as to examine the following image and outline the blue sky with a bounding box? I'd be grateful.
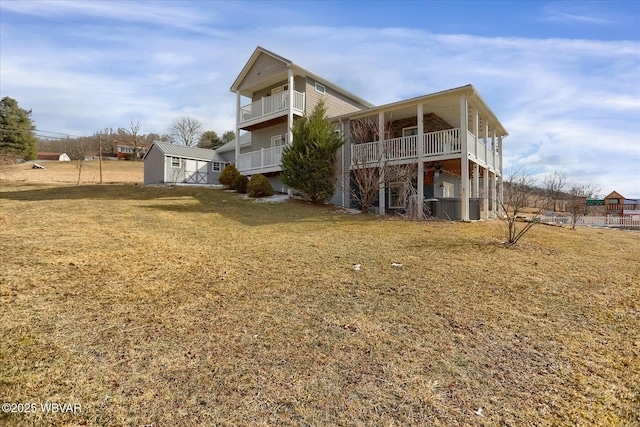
[1,0,639,197]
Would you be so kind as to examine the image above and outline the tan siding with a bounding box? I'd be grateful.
[240,124,288,153]
[238,53,288,91]
[305,78,367,117]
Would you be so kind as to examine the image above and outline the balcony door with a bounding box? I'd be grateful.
[271,85,288,110]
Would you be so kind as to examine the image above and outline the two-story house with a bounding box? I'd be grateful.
[604,191,640,218]
[224,46,508,221]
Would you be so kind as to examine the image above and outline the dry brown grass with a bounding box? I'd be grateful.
[0,160,143,184]
[0,181,639,426]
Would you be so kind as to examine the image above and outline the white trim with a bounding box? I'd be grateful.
[388,184,405,209]
[271,134,285,147]
[402,126,418,137]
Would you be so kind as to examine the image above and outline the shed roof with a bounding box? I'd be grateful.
[144,141,220,162]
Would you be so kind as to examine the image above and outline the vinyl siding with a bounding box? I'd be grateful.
[305,77,367,118]
[143,145,167,185]
[238,53,288,92]
[241,124,288,153]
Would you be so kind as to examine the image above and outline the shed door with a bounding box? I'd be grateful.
[185,160,207,184]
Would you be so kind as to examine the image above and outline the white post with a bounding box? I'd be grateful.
[378,111,386,215]
[472,107,479,159]
[498,173,504,218]
[287,69,294,147]
[491,172,497,219]
[484,122,489,166]
[417,104,424,219]
[460,95,470,221]
[473,162,479,198]
[483,167,489,219]
[235,92,241,166]
[492,130,496,168]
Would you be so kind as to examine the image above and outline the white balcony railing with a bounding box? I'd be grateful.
[352,129,465,165]
[239,90,305,125]
[237,145,284,173]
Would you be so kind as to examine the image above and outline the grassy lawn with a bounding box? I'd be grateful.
[0,181,638,426]
[0,160,143,184]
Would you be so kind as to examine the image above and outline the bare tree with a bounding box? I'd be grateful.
[567,183,600,229]
[171,117,202,147]
[346,116,430,219]
[348,118,387,213]
[543,171,568,212]
[497,168,546,245]
[66,137,89,185]
[124,120,147,161]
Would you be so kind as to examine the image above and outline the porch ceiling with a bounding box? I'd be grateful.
[351,98,462,129]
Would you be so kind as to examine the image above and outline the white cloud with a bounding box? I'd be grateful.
[1,2,638,196]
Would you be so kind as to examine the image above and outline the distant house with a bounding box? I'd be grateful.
[115,142,150,160]
[604,191,640,218]
[36,152,71,161]
[143,141,230,185]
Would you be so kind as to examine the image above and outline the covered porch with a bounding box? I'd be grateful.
[342,86,508,221]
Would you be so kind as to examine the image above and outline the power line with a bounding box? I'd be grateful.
[0,125,84,139]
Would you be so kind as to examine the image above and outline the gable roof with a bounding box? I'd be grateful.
[230,46,374,109]
[605,191,625,200]
[144,141,219,162]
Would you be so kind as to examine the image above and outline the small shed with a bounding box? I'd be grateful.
[143,142,229,185]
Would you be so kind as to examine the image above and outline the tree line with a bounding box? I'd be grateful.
[0,96,234,162]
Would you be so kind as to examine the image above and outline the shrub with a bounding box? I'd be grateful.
[219,164,240,188]
[247,174,274,198]
[232,174,249,194]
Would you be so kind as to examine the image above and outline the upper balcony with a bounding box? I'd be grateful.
[351,128,502,171]
[238,90,305,131]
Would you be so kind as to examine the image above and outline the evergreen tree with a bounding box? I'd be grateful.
[0,97,37,160]
[281,100,344,203]
[198,130,223,150]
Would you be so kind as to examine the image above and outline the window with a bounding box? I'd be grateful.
[315,82,326,94]
[403,126,418,137]
[608,199,619,204]
[171,157,182,168]
[271,135,285,147]
[212,162,222,172]
[442,182,454,198]
[389,185,405,208]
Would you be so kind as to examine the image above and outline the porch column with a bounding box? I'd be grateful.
[460,95,470,221]
[484,122,489,166]
[498,173,504,217]
[417,104,424,219]
[378,111,386,215]
[235,92,241,165]
[498,136,503,174]
[472,107,479,159]
[492,130,496,169]
[483,167,489,219]
[473,162,479,198]
[491,171,497,219]
[287,69,294,146]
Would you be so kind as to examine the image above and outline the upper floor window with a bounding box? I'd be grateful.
[171,157,182,168]
[609,199,619,204]
[271,135,285,147]
[315,83,326,94]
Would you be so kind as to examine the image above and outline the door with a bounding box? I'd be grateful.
[442,182,454,198]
